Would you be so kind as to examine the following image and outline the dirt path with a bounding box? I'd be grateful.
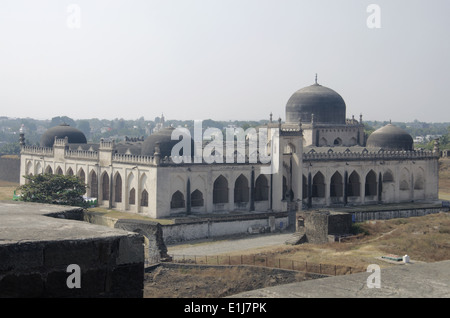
[167,232,294,256]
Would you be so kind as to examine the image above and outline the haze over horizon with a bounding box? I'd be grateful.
[1,0,449,123]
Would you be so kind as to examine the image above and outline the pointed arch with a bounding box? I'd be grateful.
[330,171,343,197]
[77,168,85,184]
[45,165,53,174]
[140,173,147,189]
[55,166,63,175]
[234,174,249,203]
[89,170,98,198]
[26,161,33,176]
[319,137,328,146]
[141,189,148,207]
[400,167,410,191]
[191,189,204,207]
[312,171,325,198]
[66,167,74,176]
[129,188,136,205]
[383,170,394,183]
[114,172,122,203]
[365,170,377,196]
[213,175,228,204]
[127,172,135,188]
[101,172,110,201]
[414,168,425,190]
[255,174,269,201]
[333,138,342,146]
[348,171,360,197]
[171,190,185,209]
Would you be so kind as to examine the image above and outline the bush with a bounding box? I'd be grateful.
[350,223,369,235]
[17,173,87,207]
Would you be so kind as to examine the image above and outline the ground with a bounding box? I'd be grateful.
[143,211,450,297]
[2,158,450,298]
[143,265,311,298]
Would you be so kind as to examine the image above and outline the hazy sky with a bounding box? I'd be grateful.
[1,0,449,123]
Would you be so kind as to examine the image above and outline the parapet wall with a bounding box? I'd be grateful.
[162,213,290,244]
[0,201,144,298]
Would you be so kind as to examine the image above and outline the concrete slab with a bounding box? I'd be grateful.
[229,260,450,298]
[0,201,135,244]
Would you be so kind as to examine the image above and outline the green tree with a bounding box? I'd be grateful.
[17,174,87,207]
[76,120,91,140]
[0,142,21,155]
[50,116,76,128]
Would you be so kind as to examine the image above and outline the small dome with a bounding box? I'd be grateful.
[286,79,346,124]
[366,124,413,151]
[141,127,194,157]
[40,124,87,147]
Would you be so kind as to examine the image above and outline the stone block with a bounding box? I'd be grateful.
[0,243,44,273]
[0,273,44,298]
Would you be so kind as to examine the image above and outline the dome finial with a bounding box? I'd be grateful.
[315,73,318,84]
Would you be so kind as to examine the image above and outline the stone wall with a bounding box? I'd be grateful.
[0,202,145,298]
[350,206,446,222]
[114,219,170,263]
[328,213,352,236]
[0,236,144,297]
[296,210,352,244]
[0,157,20,183]
[162,214,289,244]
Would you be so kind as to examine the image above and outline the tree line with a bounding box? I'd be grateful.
[1,116,449,155]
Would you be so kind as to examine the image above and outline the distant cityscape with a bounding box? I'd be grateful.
[1,115,449,155]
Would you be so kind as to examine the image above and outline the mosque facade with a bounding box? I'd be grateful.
[19,78,440,219]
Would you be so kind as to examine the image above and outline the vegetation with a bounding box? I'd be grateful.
[0,115,270,155]
[16,174,87,207]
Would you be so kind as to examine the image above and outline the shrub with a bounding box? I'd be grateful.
[17,173,87,207]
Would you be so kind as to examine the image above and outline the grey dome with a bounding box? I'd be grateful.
[366,124,413,151]
[141,127,194,157]
[40,124,87,147]
[286,82,346,124]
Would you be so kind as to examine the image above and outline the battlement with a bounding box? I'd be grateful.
[303,148,438,161]
[21,145,54,156]
[280,127,303,137]
[113,153,155,165]
[65,149,99,160]
[54,137,68,147]
[99,139,115,149]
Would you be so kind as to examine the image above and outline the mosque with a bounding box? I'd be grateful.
[19,77,440,221]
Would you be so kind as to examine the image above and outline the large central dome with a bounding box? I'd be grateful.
[286,78,346,125]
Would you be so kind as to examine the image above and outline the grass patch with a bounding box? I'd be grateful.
[87,207,175,225]
[0,182,19,201]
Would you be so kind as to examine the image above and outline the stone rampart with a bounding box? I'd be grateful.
[0,201,144,298]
